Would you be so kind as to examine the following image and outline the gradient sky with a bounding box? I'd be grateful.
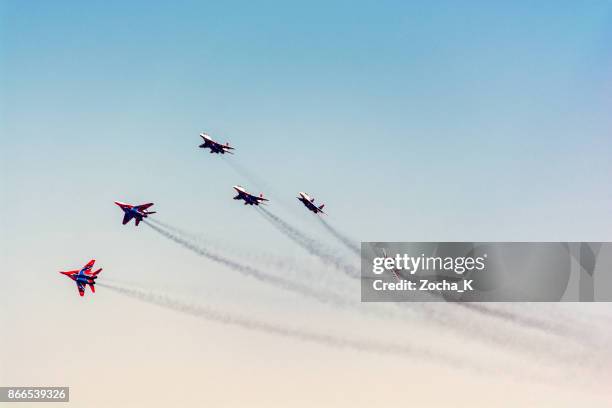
[1,1,612,406]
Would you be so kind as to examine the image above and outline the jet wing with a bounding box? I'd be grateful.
[221,144,235,153]
[122,213,135,225]
[76,281,86,297]
[245,191,268,201]
[85,267,102,277]
[206,138,234,153]
[82,259,95,271]
[61,270,79,278]
[207,139,222,148]
[135,203,154,211]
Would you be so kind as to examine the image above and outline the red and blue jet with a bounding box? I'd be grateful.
[60,259,102,297]
[114,201,156,226]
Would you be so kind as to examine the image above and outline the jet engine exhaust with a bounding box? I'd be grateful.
[142,220,350,307]
[97,281,487,372]
[318,217,361,255]
[257,207,360,279]
[143,219,589,362]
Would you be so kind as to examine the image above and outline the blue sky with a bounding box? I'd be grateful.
[2,1,612,248]
[1,2,612,405]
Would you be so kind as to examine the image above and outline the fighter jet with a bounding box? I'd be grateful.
[59,259,102,297]
[297,192,325,215]
[381,249,402,282]
[233,185,269,206]
[199,132,235,154]
[114,201,156,226]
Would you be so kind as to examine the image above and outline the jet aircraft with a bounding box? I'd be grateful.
[114,201,156,226]
[199,132,234,154]
[59,259,102,297]
[297,192,325,214]
[233,185,268,206]
[382,249,402,282]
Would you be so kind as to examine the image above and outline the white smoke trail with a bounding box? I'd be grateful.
[145,220,421,321]
[144,219,594,367]
[318,217,361,255]
[97,281,488,373]
[99,281,594,386]
[143,220,348,307]
[222,156,272,195]
[258,207,360,278]
[455,302,577,339]
[148,217,201,241]
[252,210,585,352]
[150,217,339,288]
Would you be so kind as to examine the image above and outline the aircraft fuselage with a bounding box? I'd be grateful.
[75,270,94,284]
[297,192,324,214]
[199,134,231,154]
[125,207,146,219]
[233,186,264,205]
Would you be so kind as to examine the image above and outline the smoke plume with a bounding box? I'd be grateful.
[258,207,360,279]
